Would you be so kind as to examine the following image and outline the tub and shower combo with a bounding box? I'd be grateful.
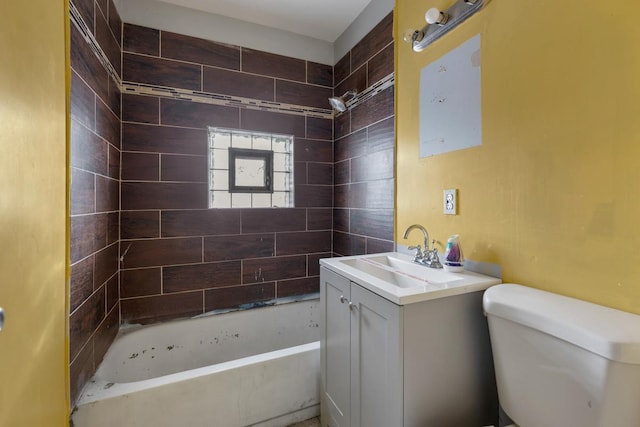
[72,300,320,427]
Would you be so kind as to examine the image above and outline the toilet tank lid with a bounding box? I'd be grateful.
[483,284,640,365]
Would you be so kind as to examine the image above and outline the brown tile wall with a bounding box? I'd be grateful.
[333,12,396,256]
[69,0,121,406]
[120,24,334,325]
[67,5,395,407]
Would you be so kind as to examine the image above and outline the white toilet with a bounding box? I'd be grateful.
[483,284,640,427]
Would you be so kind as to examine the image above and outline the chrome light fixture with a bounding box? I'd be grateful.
[403,0,485,52]
[328,90,358,113]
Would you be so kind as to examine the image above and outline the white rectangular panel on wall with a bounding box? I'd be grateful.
[419,34,481,158]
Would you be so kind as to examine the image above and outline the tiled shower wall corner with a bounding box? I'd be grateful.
[69,0,122,406]
[119,24,334,325]
[333,13,396,256]
[67,3,396,407]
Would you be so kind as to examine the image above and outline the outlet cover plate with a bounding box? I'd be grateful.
[444,189,457,215]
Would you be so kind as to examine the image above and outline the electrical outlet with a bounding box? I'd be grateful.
[444,189,457,215]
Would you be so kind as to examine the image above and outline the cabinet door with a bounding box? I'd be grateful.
[350,284,403,427]
[320,267,352,427]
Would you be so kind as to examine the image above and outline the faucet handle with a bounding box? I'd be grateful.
[408,245,424,261]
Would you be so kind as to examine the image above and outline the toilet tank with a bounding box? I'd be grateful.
[483,284,640,427]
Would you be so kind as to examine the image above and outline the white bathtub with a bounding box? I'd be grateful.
[72,299,320,427]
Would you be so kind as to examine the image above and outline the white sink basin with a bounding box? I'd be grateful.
[362,255,464,285]
[320,252,501,305]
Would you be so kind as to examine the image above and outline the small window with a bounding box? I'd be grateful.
[208,127,294,208]
[228,148,273,193]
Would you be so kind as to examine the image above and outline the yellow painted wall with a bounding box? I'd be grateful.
[396,0,640,313]
[0,1,69,425]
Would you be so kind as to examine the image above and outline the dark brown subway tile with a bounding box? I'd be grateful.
[71,24,109,102]
[121,182,208,210]
[350,209,394,241]
[334,110,351,140]
[351,149,394,182]
[95,9,121,77]
[74,0,95,33]
[240,208,306,233]
[107,212,119,245]
[93,304,118,368]
[161,98,239,129]
[335,66,367,100]
[242,49,305,82]
[368,43,394,85]
[106,273,119,311]
[204,234,274,262]
[334,52,350,86]
[351,12,393,73]
[123,23,159,56]
[107,0,122,48]
[276,80,332,109]
[306,117,333,141]
[366,179,395,210]
[94,242,119,287]
[242,255,306,284]
[205,283,275,312]
[333,231,366,257]
[160,154,207,182]
[352,183,369,209]
[334,159,350,186]
[161,31,240,70]
[307,61,333,87]
[108,144,120,179]
[121,152,159,181]
[276,231,332,256]
[69,286,105,361]
[70,213,108,263]
[122,123,207,155]
[367,116,395,153]
[277,277,319,298]
[240,109,305,138]
[308,253,331,276]
[123,53,201,91]
[70,168,95,215]
[95,176,119,212]
[307,163,333,185]
[70,70,95,130]
[161,209,240,237]
[366,238,395,254]
[107,77,121,119]
[95,0,108,21]
[120,211,160,239]
[335,128,367,162]
[163,261,242,293]
[71,120,108,176]
[294,185,333,208]
[119,237,202,269]
[307,208,333,230]
[70,256,94,312]
[203,67,274,101]
[121,292,203,324]
[351,86,394,132]
[120,267,161,298]
[69,335,93,406]
[294,139,332,163]
[122,94,159,124]
[333,209,349,233]
[295,162,307,185]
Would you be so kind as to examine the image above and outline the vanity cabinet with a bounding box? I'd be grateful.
[320,265,498,427]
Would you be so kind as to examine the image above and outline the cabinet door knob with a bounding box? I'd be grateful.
[340,295,347,304]
[0,307,4,332]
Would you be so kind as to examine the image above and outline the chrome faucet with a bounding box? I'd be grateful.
[402,224,443,269]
